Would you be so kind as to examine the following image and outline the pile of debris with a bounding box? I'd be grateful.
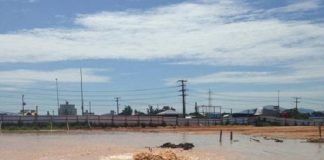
[133,150,188,160]
[160,142,194,150]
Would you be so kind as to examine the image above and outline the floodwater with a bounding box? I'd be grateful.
[0,130,322,160]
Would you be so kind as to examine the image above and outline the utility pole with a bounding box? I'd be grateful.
[277,90,280,107]
[208,89,212,108]
[115,97,120,115]
[89,101,92,114]
[36,105,38,115]
[56,78,60,115]
[293,97,301,111]
[80,68,84,115]
[21,94,25,116]
[195,102,198,116]
[178,80,187,118]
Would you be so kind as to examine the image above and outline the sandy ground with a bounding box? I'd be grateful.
[97,125,323,139]
[0,126,323,160]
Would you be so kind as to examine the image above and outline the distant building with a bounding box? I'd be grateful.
[19,109,37,116]
[84,110,94,115]
[157,109,180,117]
[58,101,77,115]
[254,105,284,117]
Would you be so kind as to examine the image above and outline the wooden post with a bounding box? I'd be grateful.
[230,131,233,141]
[219,130,223,143]
[66,116,69,130]
[319,124,322,138]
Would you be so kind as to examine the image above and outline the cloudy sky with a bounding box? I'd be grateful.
[0,0,323,114]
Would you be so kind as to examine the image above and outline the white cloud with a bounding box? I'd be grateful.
[0,68,111,86]
[165,59,324,85]
[270,0,321,13]
[0,0,323,66]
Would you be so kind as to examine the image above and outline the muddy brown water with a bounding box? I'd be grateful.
[0,130,322,160]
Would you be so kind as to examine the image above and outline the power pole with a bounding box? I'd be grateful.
[178,80,187,118]
[89,101,92,114]
[277,90,280,107]
[293,97,301,111]
[80,68,84,115]
[36,105,38,115]
[115,97,120,115]
[21,94,25,116]
[56,78,60,115]
[208,89,212,108]
[195,102,198,116]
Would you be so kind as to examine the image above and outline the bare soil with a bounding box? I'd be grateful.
[105,125,323,139]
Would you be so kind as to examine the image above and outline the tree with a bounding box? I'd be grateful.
[134,109,146,116]
[120,105,133,115]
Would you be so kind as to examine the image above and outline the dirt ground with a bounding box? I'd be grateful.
[104,125,323,139]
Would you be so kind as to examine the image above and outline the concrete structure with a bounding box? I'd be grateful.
[58,101,77,116]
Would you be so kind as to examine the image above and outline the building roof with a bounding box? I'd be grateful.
[157,109,179,115]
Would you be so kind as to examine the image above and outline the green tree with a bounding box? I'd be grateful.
[134,109,146,116]
[120,105,133,115]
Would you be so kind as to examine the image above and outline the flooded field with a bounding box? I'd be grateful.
[0,130,322,160]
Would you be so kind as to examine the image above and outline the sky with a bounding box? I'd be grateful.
[0,0,324,115]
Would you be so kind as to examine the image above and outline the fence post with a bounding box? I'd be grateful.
[0,115,3,130]
[161,116,164,126]
[87,115,91,129]
[50,116,53,131]
[319,123,322,138]
[111,115,114,127]
[125,116,128,127]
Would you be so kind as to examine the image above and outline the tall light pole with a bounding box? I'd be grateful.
[56,78,60,115]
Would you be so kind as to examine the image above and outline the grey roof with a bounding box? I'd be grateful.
[157,110,179,115]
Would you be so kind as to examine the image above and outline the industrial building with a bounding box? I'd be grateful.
[58,101,77,115]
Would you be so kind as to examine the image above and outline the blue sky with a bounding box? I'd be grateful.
[0,0,324,114]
